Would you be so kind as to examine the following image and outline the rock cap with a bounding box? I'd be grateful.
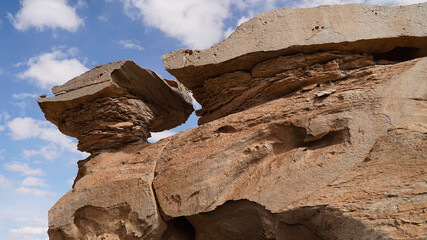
[38,61,193,153]
[163,3,427,89]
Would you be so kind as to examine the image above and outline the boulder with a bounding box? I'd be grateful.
[163,3,427,124]
[38,61,193,153]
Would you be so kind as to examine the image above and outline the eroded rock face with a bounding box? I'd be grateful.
[47,144,168,240]
[163,3,427,124]
[38,61,193,153]
[45,3,427,240]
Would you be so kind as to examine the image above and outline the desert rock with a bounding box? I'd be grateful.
[38,61,193,153]
[163,3,427,124]
[44,3,427,240]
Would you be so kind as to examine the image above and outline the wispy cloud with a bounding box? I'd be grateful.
[4,162,44,176]
[21,177,49,188]
[23,144,61,161]
[117,39,144,51]
[15,187,54,197]
[8,216,48,240]
[8,0,84,32]
[98,13,109,22]
[0,112,11,132]
[18,48,89,89]
[12,93,39,100]
[0,175,12,188]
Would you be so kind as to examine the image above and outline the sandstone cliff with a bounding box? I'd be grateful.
[41,3,427,240]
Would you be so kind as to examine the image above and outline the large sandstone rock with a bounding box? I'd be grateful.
[44,3,427,240]
[48,57,427,240]
[163,3,427,124]
[38,61,193,153]
[153,57,427,239]
[48,144,168,240]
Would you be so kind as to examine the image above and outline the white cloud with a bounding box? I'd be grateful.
[237,16,250,26]
[18,49,89,89]
[121,0,233,49]
[98,13,109,22]
[4,162,44,176]
[148,130,176,143]
[23,144,60,161]
[8,217,48,240]
[15,187,55,197]
[0,112,11,132]
[0,175,12,188]
[0,149,4,159]
[7,117,79,155]
[22,177,49,188]
[75,0,88,8]
[9,226,47,238]
[118,39,144,51]
[8,0,84,32]
[12,93,39,99]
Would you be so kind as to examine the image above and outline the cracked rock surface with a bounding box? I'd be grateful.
[44,3,426,240]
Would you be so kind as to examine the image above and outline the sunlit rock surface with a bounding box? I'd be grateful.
[44,3,426,240]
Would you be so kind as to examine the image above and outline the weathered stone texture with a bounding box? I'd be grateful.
[164,3,427,125]
[38,61,193,153]
[44,3,427,240]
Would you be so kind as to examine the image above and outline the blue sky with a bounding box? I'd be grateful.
[0,0,423,239]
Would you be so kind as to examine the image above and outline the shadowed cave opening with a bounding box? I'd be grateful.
[162,217,196,240]
[374,47,421,62]
[162,200,385,240]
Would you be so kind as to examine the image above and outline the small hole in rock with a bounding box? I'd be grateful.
[216,125,237,133]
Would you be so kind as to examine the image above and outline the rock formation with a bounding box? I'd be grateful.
[42,3,427,240]
[163,3,427,125]
[38,61,193,154]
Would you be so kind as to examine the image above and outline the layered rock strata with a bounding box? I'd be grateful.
[164,3,427,124]
[44,3,427,240]
[38,61,193,153]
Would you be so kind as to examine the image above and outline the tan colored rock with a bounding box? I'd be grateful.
[163,3,427,124]
[47,144,168,240]
[152,57,427,239]
[44,4,427,240]
[38,61,193,153]
[48,57,427,240]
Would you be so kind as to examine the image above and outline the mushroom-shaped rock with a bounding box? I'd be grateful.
[37,61,193,154]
